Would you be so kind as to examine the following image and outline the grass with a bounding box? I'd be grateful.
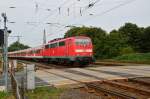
[0,91,14,99]
[26,87,65,99]
[0,91,9,99]
[113,53,150,64]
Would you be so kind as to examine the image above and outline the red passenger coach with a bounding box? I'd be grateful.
[8,36,94,66]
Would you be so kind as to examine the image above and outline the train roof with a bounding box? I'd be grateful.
[8,45,43,54]
[47,36,90,44]
[9,36,90,54]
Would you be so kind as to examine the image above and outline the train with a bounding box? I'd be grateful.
[8,36,94,66]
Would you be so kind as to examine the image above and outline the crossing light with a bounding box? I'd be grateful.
[0,29,11,46]
[0,29,4,46]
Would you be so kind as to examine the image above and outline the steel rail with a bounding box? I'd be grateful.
[86,83,136,99]
[103,80,150,96]
[129,78,150,86]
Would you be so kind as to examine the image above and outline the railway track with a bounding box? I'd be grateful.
[17,60,130,70]
[83,78,150,99]
[38,68,150,98]
[16,60,150,98]
[36,67,139,99]
[17,60,67,69]
[85,82,136,99]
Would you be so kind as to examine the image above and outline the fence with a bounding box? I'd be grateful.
[10,61,25,99]
[10,72,21,99]
[10,60,35,99]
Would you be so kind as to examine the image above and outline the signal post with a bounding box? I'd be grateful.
[1,13,10,91]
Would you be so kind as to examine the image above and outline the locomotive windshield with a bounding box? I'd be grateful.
[75,38,91,45]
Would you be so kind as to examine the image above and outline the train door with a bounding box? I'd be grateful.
[66,39,72,57]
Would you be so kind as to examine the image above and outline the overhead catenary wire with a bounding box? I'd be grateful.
[52,0,131,29]
[55,0,102,24]
[87,0,101,8]
[23,0,80,34]
[46,0,137,38]
[8,0,138,46]
[74,0,137,25]
[25,0,84,39]
[45,0,116,37]
[22,0,72,33]
[45,0,103,32]
[20,0,77,44]
[6,0,72,46]
[41,0,133,34]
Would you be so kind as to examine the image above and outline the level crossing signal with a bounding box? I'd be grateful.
[0,29,11,46]
[0,29,4,46]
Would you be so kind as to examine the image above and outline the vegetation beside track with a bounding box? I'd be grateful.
[26,87,65,99]
[0,91,14,99]
[113,53,150,64]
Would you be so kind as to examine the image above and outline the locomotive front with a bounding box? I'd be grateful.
[74,37,94,65]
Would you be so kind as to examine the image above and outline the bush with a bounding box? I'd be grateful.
[120,46,135,55]
[0,91,12,99]
[114,53,150,64]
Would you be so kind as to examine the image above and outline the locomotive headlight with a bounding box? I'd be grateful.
[86,49,92,52]
[75,49,84,52]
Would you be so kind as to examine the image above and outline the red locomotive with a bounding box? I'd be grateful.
[8,36,94,66]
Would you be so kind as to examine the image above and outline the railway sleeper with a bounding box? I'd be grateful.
[86,83,136,99]
[103,80,150,96]
[128,78,150,86]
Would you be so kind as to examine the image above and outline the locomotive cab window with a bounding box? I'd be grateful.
[75,39,91,45]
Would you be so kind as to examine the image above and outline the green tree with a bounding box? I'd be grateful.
[118,23,142,51]
[8,41,30,52]
[106,31,129,58]
[139,26,150,52]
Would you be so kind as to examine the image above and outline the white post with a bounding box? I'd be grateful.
[26,64,35,90]
[13,60,17,69]
[8,61,11,68]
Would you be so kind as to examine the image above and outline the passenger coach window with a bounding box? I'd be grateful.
[49,44,51,48]
[35,50,40,53]
[45,45,49,49]
[51,43,58,48]
[59,41,65,46]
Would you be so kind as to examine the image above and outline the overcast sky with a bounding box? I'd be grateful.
[0,0,149,47]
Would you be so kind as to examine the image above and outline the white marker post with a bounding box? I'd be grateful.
[13,60,17,69]
[26,64,35,90]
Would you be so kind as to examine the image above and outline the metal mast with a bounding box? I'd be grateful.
[1,13,8,91]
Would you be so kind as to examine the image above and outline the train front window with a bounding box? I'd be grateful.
[75,39,91,45]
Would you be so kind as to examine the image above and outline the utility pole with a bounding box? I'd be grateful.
[43,29,46,44]
[9,36,22,43]
[15,36,21,43]
[1,13,8,91]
